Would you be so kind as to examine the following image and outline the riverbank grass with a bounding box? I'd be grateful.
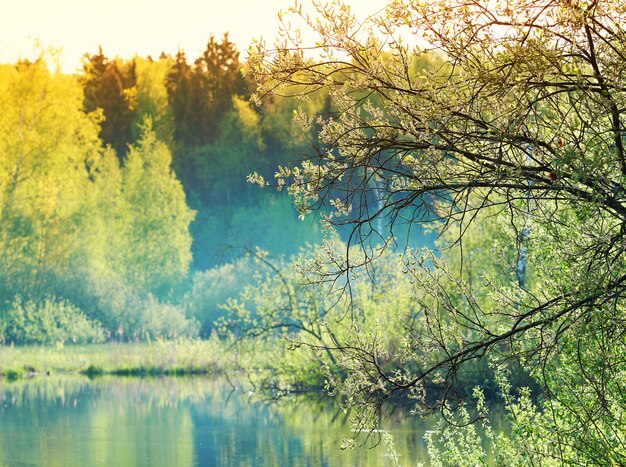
[0,339,247,378]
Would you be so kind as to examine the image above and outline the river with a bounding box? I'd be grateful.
[0,375,443,466]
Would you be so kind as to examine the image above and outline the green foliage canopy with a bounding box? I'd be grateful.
[247,0,626,462]
[0,59,102,298]
[0,58,197,340]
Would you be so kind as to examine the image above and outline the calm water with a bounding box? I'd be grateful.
[0,375,436,466]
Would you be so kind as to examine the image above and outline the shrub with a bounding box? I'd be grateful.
[184,257,256,337]
[85,276,199,340]
[0,295,105,345]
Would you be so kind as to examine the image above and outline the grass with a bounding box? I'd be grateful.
[0,338,243,379]
[0,337,321,395]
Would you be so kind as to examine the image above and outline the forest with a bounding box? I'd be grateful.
[0,35,332,343]
[3,0,626,465]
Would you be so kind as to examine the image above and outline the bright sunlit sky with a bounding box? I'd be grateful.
[0,0,388,72]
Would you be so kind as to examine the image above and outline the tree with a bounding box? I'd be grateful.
[132,56,175,145]
[0,59,103,300]
[222,243,423,394]
[82,48,137,159]
[0,56,198,340]
[165,50,205,148]
[193,34,249,141]
[165,36,249,149]
[248,0,626,461]
[119,119,195,295]
[183,95,265,206]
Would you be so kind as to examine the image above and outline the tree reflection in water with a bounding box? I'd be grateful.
[0,375,435,466]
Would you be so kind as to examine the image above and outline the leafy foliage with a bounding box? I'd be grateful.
[0,58,198,341]
[132,56,175,144]
[0,59,102,300]
[119,119,194,294]
[246,0,626,462]
[0,296,104,345]
[184,257,256,337]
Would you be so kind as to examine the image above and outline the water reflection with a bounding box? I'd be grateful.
[0,376,432,466]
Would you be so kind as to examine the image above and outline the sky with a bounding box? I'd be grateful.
[0,0,388,72]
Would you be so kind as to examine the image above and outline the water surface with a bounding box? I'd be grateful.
[0,375,433,466]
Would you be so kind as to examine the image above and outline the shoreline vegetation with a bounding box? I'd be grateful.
[0,340,246,381]
[4,0,626,463]
[0,339,328,397]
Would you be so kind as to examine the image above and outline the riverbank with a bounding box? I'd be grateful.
[0,339,250,380]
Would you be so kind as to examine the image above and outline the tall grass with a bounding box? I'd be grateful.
[0,338,239,378]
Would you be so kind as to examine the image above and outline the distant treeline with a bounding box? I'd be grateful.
[0,35,327,343]
[0,36,439,343]
[79,34,327,270]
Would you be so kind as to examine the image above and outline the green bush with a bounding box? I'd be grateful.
[184,257,256,337]
[85,276,199,340]
[0,295,105,345]
[134,296,200,340]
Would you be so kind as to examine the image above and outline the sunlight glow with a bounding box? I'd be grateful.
[1,0,388,72]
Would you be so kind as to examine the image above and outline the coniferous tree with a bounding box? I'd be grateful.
[165,50,205,148]
[81,47,137,160]
[194,34,248,142]
[166,35,249,150]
